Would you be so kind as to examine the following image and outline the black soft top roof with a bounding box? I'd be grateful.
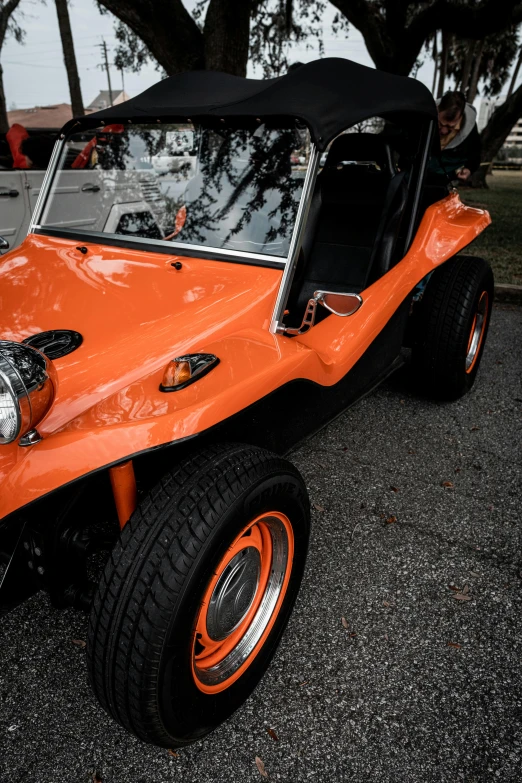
[70,58,437,150]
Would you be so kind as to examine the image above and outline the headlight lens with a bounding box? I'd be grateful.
[0,371,20,443]
[0,341,56,445]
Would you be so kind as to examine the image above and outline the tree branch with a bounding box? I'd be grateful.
[408,1,522,60]
[0,0,22,45]
[329,0,393,70]
[97,0,204,74]
[330,0,522,76]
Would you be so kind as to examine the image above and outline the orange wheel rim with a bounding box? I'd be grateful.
[192,512,294,694]
[465,291,489,374]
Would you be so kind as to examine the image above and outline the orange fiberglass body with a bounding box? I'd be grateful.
[0,193,490,523]
[0,57,497,750]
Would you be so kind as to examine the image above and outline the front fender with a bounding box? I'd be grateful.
[0,328,318,520]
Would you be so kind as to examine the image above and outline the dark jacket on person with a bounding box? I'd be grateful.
[428,102,481,180]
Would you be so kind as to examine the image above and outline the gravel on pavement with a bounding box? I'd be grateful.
[1,304,521,783]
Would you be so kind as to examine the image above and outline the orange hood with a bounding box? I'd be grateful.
[0,234,282,492]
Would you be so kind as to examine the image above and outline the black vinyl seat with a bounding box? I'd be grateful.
[288,132,409,320]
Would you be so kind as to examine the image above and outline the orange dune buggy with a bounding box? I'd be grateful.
[0,59,492,747]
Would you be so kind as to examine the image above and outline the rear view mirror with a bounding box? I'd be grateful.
[283,290,363,335]
[0,236,9,252]
[315,291,363,317]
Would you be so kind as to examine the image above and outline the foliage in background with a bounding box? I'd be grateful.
[108,0,328,78]
[445,28,520,99]
[463,171,522,284]
[248,0,326,77]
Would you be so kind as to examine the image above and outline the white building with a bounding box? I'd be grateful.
[477,95,522,148]
[87,90,130,112]
[505,118,522,147]
[477,96,504,132]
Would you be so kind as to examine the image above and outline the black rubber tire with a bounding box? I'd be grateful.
[86,443,310,747]
[411,255,493,400]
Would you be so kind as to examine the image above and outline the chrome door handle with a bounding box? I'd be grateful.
[81,183,101,193]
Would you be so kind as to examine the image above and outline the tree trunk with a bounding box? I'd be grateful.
[460,40,475,93]
[437,31,450,98]
[203,0,251,75]
[507,47,522,98]
[467,39,485,103]
[0,0,23,133]
[98,0,252,76]
[0,61,8,134]
[55,0,84,116]
[471,83,522,186]
[431,32,438,93]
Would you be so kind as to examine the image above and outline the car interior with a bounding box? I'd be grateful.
[285,130,413,326]
[284,125,449,329]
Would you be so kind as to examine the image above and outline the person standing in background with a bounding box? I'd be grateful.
[429,91,481,183]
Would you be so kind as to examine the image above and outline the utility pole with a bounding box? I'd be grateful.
[101,39,114,106]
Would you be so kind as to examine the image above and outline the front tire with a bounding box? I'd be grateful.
[86,443,310,747]
[411,255,493,400]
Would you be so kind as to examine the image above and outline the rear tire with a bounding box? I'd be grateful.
[86,443,310,747]
[411,255,493,400]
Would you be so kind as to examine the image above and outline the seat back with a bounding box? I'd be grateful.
[291,132,399,315]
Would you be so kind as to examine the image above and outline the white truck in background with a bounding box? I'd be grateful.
[0,168,166,253]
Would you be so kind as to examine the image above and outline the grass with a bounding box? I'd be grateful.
[459,171,522,286]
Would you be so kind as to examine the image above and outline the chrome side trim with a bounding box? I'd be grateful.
[269,144,320,334]
[28,138,66,234]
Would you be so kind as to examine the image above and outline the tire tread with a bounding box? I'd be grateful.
[87,443,307,746]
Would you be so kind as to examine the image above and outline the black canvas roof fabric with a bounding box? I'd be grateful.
[74,58,437,150]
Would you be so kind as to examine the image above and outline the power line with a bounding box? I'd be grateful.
[3,33,117,49]
[3,44,116,58]
[3,61,64,69]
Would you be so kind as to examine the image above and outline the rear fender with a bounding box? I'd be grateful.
[296,192,491,363]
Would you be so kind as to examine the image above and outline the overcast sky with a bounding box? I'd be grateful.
[2,0,520,111]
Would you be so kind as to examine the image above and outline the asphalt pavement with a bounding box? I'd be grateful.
[1,304,521,783]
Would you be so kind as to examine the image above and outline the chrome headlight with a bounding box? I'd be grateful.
[0,341,56,445]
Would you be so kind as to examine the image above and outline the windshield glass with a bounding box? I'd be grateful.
[39,122,310,259]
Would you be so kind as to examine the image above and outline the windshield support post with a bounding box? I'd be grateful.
[270,143,320,335]
[28,137,66,234]
[403,119,435,252]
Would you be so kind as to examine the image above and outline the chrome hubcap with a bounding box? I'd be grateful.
[466,292,488,372]
[194,515,290,688]
[206,547,261,641]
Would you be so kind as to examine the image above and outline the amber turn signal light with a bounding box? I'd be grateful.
[160,353,219,392]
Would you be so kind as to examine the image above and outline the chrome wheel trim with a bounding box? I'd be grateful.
[194,515,290,687]
[465,292,488,372]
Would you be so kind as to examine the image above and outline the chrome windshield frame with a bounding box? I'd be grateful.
[28,136,66,234]
[28,125,312,269]
[269,143,320,334]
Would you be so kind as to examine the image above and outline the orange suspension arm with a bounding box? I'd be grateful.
[109,460,137,529]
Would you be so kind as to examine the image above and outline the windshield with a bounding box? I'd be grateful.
[38,122,311,260]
